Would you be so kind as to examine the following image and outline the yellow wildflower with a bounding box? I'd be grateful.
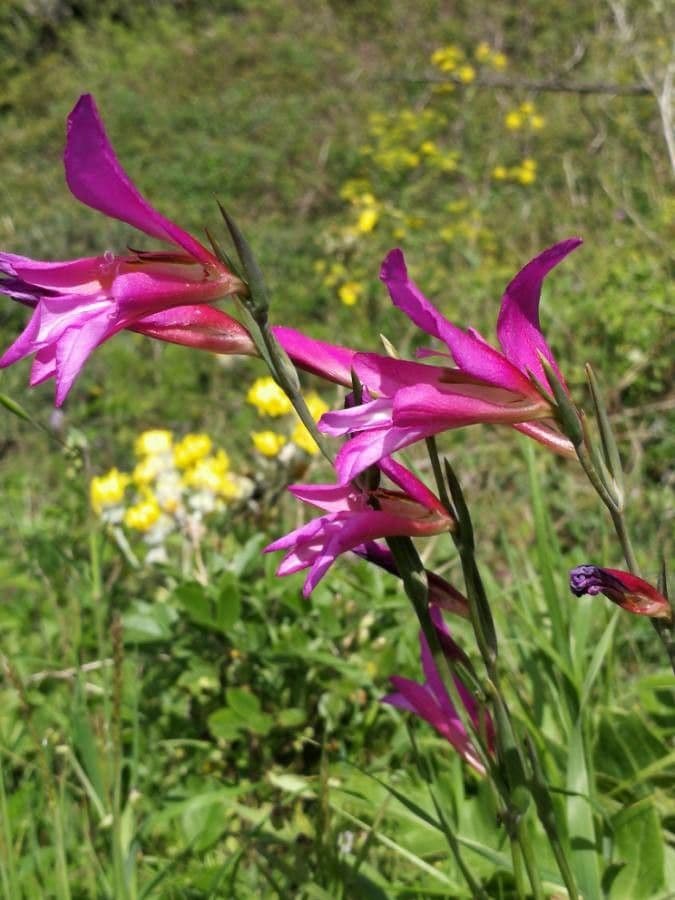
[420,140,438,156]
[217,473,243,501]
[124,497,161,532]
[338,282,363,307]
[491,165,508,180]
[134,429,173,457]
[357,192,377,207]
[519,101,535,116]
[431,45,464,73]
[437,155,458,173]
[247,377,293,417]
[251,431,287,457]
[133,456,162,485]
[439,225,456,242]
[183,456,233,495]
[173,433,213,469]
[210,449,231,474]
[516,167,536,185]
[291,422,319,456]
[530,114,545,130]
[491,51,507,70]
[522,158,537,171]
[505,111,523,131]
[457,64,476,84]
[475,42,491,62]
[90,468,130,514]
[356,208,379,234]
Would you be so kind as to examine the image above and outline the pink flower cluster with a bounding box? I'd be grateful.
[3,94,667,767]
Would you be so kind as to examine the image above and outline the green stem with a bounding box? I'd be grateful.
[259,318,335,464]
[427,787,490,900]
[518,815,545,900]
[608,507,638,573]
[510,836,527,900]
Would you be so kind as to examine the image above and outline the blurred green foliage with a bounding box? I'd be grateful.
[0,0,673,896]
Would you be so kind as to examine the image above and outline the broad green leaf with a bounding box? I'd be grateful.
[226,687,261,718]
[180,792,232,851]
[609,799,665,899]
[122,601,174,643]
[567,721,602,900]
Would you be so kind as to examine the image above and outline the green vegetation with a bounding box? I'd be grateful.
[0,1,672,896]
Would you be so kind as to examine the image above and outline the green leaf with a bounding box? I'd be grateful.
[173,580,240,633]
[609,799,665,899]
[208,707,244,741]
[122,601,174,644]
[277,707,306,728]
[180,792,232,851]
[567,721,602,900]
[226,688,261,718]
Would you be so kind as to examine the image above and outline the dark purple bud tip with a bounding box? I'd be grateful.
[569,565,605,597]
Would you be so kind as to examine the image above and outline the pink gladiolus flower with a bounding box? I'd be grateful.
[319,240,580,483]
[0,94,244,405]
[265,457,455,597]
[382,606,493,774]
[570,566,671,620]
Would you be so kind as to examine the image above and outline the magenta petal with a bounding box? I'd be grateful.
[288,482,360,513]
[496,238,581,388]
[53,314,113,406]
[0,252,103,293]
[334,423,437,483]
[353,352,447,394]
[319,397,393,437]
[30,348,57,386]
[0,309,41,367]
[385,677,469,749]
[380,249,532,394]
[378,457,446,514]
[392,383,543,429]
[130,305,256,356]
[64,95,215,265]
[272,326,357,387]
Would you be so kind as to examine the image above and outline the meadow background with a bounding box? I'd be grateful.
[0,0,673,897]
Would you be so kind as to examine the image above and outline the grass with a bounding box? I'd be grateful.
[0,1,673,896]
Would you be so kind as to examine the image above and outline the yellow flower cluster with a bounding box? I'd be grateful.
[432,42,506,76]
[248,383,329,458]
[430,44,466,74]
[492,158,537,185]
[134,429,172,457]
[182,450,238,498]
[474,42,507,70]
[362,109,452,176]
[90,468,130,515]
[246,377,293,417]
[504,101,545,132]
[91,430,248,553]
[174,433,213,469]
[251,431,287,457]
[124,497,161,532]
